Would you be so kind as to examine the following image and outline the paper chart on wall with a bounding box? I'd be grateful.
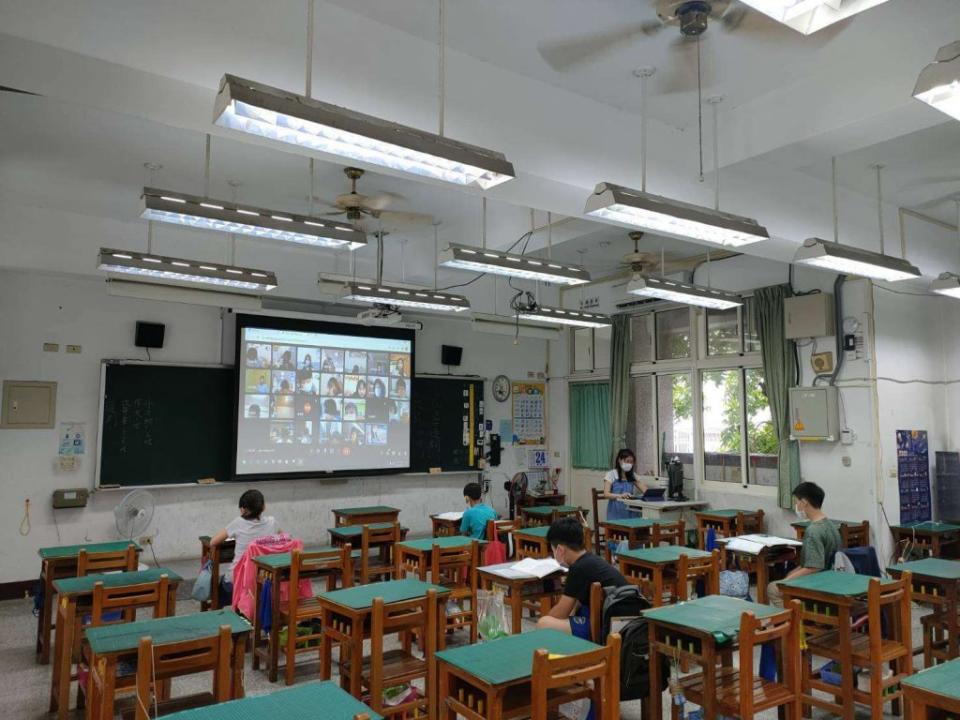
[511,382,546,446]
[59,422,86,456]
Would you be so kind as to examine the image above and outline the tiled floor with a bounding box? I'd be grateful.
[0,557,928,718]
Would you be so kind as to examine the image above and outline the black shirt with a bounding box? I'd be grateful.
[563,552,627,609]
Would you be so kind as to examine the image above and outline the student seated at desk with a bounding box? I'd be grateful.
[209,489,280,603]
[768,481,841,606]
[537,517,627,640]
[460,482,497,540]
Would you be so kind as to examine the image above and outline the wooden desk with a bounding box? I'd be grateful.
[49,567,181,720]
[622,498,707,522]
[252,547,357,682]
[431,514,463,537]
[436,628,598,719]
[477,562,565,634]
[327,523,409,548]
[519,504,582,528]
[518,493,565,508]
[83,609,251,720]
[779,570,902,720]
[513,526,551,559]
[199,535,235,611]
[600,517,659,559]
[695,508,763,549]
[902,656,960,719]
[716,536,799,604]
[617,545,712,607]
[892,521,960,558]
[889,557,960,666]
[396,535,481,581]
[791,519,869,547]
[317,579,449,699]
[35,540,142,664]
[332,506,400,527]
[645,595,780,720]
[146,680,383,719]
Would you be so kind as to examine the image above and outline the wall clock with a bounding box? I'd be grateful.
[492,375,511,402]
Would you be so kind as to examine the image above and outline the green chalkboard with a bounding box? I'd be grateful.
[98,362,234,486]
[410,377,484,473]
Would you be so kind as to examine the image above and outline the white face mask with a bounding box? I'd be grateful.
[794,505,806,520]
[620,462,633,472]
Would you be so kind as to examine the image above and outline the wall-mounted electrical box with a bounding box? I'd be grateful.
[1,380,57,428]
[52,488,89,509]
[789,386,840,442]
[785,293,835,339]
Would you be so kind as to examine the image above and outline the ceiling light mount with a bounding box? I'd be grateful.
[627,274,742,309]
[792,238,921,282]
[440,242,590,286]
[339,281,471,313]
[914,41,960,122]
[516,306,613,328]
[98,248,277,293]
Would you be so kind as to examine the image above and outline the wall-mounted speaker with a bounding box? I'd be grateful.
[441,344,463,366]
[135,321,165,349]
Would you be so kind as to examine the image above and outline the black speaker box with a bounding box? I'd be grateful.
[135,321,165,349]
[441,344,463,366]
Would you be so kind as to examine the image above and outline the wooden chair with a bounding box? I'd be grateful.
[342,589,439,719]
[841,520,870,548]
[591,488,607,554]
[676,601,801,720]
[280,545,353,685]
[530,632,621,720]
[652,519,685,547]
[673,550,720,602]
[486,519,520,560]
[431,540,479,645]
[804,572,913,718]
[359,523,401,585]
[736,509,765,536]
[131,625,232,720]
[200,537,235,611]
[77,545,138,576]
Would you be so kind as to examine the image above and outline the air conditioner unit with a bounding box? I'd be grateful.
[471,313,561,341]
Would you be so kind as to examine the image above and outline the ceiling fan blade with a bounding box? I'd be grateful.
[721,5,749,32]
[537,21,657,72]
[362,191,404,211]
[322,209,349,216]
[657,37,717,95]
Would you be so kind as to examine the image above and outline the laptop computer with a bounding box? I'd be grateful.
[639,487,666,501]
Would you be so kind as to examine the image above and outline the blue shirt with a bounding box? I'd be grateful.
[460,503,497,540]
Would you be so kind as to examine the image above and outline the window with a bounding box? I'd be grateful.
[658,373,694,477]
[743,297,761,353]
[625,376,657,474]
[746,368,778,486]
[572,326,612,373]
[701,370,743,484]
[656,308,691,360]
[630,314,653,363]
[706,307,740,356]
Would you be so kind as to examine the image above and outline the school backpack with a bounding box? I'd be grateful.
[601,585,669,702]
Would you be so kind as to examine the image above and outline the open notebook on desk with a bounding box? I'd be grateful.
[481,557,565,580]
[435,511,464,521]
[721,534,803,555]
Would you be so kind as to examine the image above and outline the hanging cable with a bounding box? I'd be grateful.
[696,36,704,183]
[203,134,211,197]
[832,156,839,245]
[481,196,487,249]
[305,0,314,98]
[433,223,439,290]
[708,96,722,211]
[873,164,886,255]
[438,0,446,136]
[636,66,655,192]
[547,211,552,259]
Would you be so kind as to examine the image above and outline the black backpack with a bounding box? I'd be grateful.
[601,585,669,702]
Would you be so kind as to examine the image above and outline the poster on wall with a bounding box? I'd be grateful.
[897,429,932,524]
[512,382,546,446]
[59,422,86,456]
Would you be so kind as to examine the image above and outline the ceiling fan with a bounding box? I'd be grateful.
[316,167,434,232]
[615,230,739,274]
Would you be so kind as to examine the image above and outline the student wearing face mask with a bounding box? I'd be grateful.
[767,481,841,607]
[601,448,649,522]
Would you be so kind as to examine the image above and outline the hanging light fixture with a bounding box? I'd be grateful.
[440,242,589,286]
[913,41,960,122]
[516,306,612,328]
[931,202,960,298]
[340,282,470,313]
[738,0,891,34]
[626,275,742,310]
[98,248,277,293]
[141,187,366,250]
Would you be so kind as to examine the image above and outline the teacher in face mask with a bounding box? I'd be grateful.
[602,448,649,521]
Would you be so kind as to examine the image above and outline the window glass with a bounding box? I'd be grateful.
[655,308,691,360]
[626,376,657,475]
[746,368,778,486]
[630,314,654,363]
[701,369,743,484]
[657,373,694,477]
[706,307,740,356]
[743,297,761,354]
[594,325,612,370]
[573,328,593,372]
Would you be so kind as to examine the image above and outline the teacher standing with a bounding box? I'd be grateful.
[602,448,648,521]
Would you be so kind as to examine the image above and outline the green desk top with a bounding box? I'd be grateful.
[902,656,960,699]
[892,521,960,534]
[619,546,712,564]
[696,509,757,518]
[162,681,382,720]
[778,570,894,597]
[435,629,598,686]
[791,519,857,529]
[523,505,579,515]
[399,535,480,551]
[514,526,551,538]
[253,547,362,569]
[327,523,407,538]
[334,506,399,516]
[317,578,449,610]
[889,558,960,580]
[643,594,780,643]
[602,517,659,529]
[85,609,250,655]
[53,567,182,595]
[38,540,141,560]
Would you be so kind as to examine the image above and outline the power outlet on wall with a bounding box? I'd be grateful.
[139,535,154,546]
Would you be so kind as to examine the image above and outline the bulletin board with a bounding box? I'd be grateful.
[898,429,932,524]
[512,381,546,446]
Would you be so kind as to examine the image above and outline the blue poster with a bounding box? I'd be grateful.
[897,430,931,524]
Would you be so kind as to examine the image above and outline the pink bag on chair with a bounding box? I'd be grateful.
[231,533,313,619]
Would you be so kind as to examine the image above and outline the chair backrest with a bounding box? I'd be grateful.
[430,540,478,594]
[134,625,232,720]
[652,519,685,547]
[531,632,621,720]
[867,571,912,658]
[361,523,400,583]
[91,575,170,627]
[735,600,801,719]
[522,507,555,528]
[736,509,765,535]
[77,544,138,576]
[676,550,720,601]
[290,544,353,606]
[841,520,870,548]
[591,488,606,551]
[368,589,438,716]
[486,518,519,541]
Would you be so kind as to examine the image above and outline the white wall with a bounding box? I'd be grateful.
[0,268,561,583]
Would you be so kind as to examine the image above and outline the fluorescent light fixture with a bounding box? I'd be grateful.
[471,313,561,341]
[913,41,960,122]
[626,275,743,310]
[106,279,264,310]
[340,282,470,313]
[584,183,768,248]
[98,248,277,293]
[440,243,590,285]
[931,272,960,299]
[214,75,515,190]
[792,238,921,282]
[739,0,891,34]
[516,306,612,328]
[141,187,366,250]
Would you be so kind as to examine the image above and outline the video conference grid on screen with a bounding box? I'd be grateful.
[236,325,411,474]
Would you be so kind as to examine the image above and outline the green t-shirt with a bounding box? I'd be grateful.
[801,518,842,570]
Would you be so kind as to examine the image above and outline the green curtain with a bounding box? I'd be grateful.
[608,315,632,465]
[570,382,610,469]
[753,285,801,509]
